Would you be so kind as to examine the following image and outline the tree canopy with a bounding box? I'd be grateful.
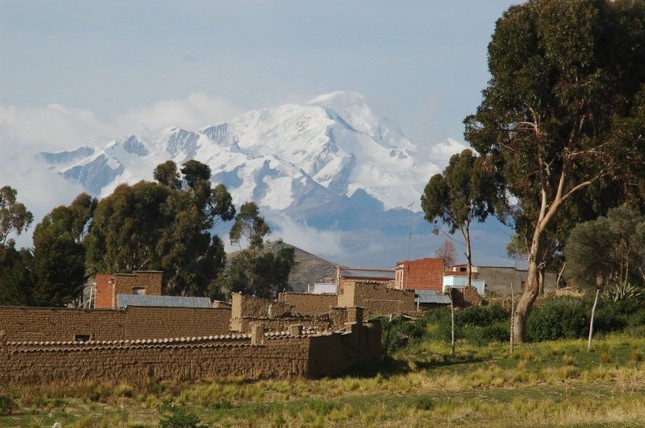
[0,186,33,245]
[86,160,235,296]
[421,149,498,286]
[464,0,645,341]
[218,202,294,299]
[565,205,645,290]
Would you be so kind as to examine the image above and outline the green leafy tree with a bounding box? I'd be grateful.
[0,186,33,245]
[465,0,645,342]
[421,149,498,286]
[0,243,34,306]
[221,202,294,299]
[565,206,645,290]
[29,194,96,306]
[86,160,235,296]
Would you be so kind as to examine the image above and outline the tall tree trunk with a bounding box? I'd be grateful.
[462,224,473,288]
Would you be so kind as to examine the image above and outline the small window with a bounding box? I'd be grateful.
[75,334,91,343]
[132,287,146,295]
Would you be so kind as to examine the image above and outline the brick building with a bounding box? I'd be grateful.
[336,266,395,294]
[394,257,444,292]
[95,271,163,309]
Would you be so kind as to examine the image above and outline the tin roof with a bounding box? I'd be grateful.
[339,268,395,280]
[116,294,212,309]
[415,290,452,305]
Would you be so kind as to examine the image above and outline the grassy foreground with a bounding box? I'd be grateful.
[1,333,644,427]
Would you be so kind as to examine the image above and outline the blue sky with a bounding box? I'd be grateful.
[0,1,521,259]
[1,1,519,147]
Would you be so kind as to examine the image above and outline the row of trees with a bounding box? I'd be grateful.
[0,160,294,307]
[423,0,645,342]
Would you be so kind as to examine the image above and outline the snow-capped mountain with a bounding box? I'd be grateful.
[43,91,439,212]
[41,91,513,267]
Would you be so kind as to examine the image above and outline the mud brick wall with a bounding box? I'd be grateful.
[113,271,162,297]
[0,336,310,385]
[0,307,126,342]
[454,286,482,308]
[0,306,232,342]
[307,320,382,378]
[230,293,293,331]
[0,321,382,385]
[124,307,231,338]
[236,318,333,334]
[338,281,416,316]
[277,293,338,316]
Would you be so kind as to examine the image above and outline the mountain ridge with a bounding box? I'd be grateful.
[40,91,514,268]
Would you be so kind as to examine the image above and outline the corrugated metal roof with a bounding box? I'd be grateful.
[415,290,452,305]
[116,294,212,309]
[340,269,395,280]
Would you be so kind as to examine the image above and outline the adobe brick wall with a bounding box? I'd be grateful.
[124,307,231,339]
[0,320,382,385]
[0,306,231,342]
[338,281,416,317]
[235,317,332,334]
[230,293,293,332]
[277,292,337,316]
[395,258,444,291]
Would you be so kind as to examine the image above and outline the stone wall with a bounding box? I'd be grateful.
[277,292,338,316]
[0,320,382,385]
[0,306,231,342]
[338,281,416,317]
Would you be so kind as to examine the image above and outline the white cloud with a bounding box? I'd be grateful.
[113,93,245,136]
[0,93,244,249]
[267,213,343,260]
[0,104,116,152]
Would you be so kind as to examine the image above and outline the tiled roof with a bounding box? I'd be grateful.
[116,294,212,309]
[340,269,395,280]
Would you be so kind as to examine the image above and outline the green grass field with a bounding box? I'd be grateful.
[1,332,644,427]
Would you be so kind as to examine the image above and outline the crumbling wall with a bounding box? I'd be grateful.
[230,293,293,332]
[278,292,337,316]
[338,281,416,316]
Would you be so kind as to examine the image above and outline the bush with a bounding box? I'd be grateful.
[456,305,511,345]
[526,296,589,342]
[0,395,16,416]
[158,404,207,428]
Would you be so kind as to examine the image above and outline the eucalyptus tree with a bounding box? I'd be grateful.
[30,193,97,306]
[86,160,235,296]
[221,202,295,299]
[465,0,645,341]
[421,149,498,286]
[0,185,33,245]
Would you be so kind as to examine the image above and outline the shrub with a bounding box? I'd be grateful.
[457,305,510,345]
[158,404,207,428]
[526,296,589,342]
[0,395,16,416]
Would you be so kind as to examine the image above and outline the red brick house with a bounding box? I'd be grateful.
[94,271,163,309]
[394,257,444,292]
